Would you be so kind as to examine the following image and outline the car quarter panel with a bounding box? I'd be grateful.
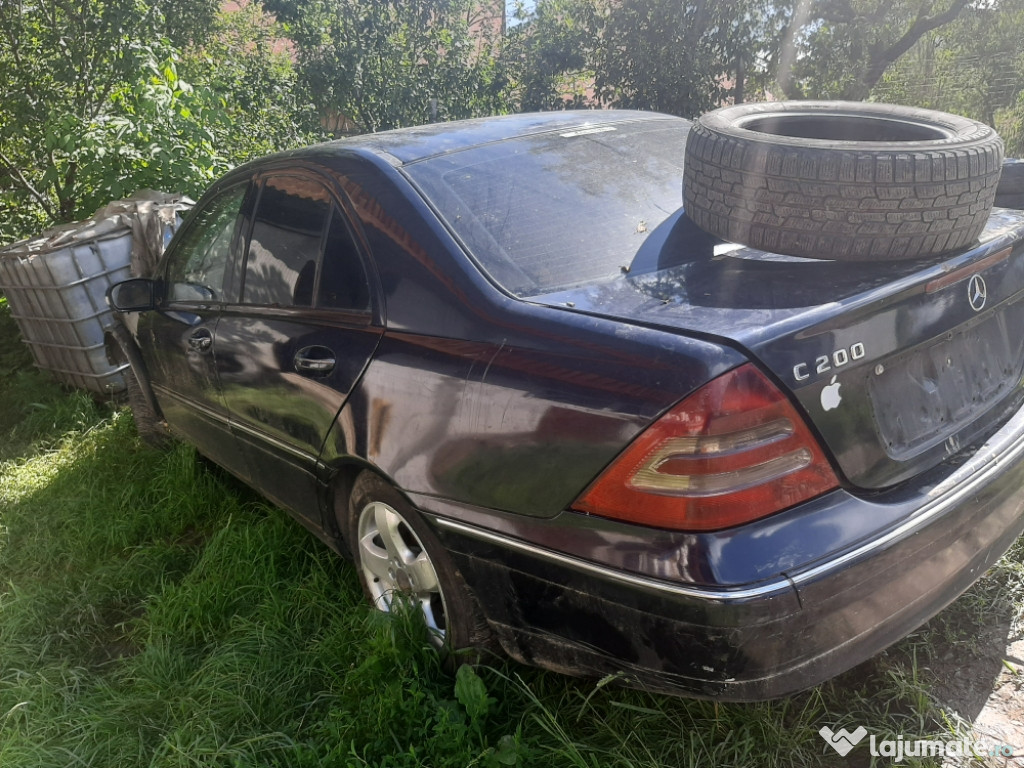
[314,151,747,515]
[401,390,1024,590]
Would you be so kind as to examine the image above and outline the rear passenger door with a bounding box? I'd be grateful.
[214,170,383,523]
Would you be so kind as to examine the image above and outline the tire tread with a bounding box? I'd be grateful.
[683,105,1004,261]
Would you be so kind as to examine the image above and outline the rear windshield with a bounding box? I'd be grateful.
[403,118,689,297]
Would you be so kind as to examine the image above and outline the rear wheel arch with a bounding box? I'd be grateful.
[325,460,370,554]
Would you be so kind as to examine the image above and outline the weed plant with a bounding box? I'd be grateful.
[0,296,1020,767]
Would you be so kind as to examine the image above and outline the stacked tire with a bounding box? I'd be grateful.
[683,101,1005,262]
[996,159,1024,210]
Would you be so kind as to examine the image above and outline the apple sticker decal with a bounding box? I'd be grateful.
[821,375,842,411]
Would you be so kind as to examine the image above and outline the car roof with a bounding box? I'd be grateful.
[259,110,679,168]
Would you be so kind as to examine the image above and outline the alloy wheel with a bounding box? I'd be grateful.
[356,500,449,645]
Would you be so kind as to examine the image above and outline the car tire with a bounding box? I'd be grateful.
[995,158,1024,209]
[124,365,171,448]
[346,471,490,662]
[683,101,1004,261]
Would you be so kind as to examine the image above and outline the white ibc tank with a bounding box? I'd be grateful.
[0,192,192,395]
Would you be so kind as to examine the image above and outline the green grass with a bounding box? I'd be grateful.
[1,294,1022,767]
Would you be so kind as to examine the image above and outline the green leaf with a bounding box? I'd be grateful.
[454,665,494,723]
[492,734,520,766]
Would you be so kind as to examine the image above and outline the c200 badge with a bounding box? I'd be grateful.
[793,342,866,383]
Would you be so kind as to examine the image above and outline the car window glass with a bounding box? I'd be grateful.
[166,184,248,302]
[318,208,371,311]
[243,175,330,306]
[404,121,687,297]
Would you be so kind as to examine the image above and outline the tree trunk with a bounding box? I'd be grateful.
[734,54,745,104]
[855,0,973,97]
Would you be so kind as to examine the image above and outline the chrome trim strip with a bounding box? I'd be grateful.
[433,517,794,602]
[230,418,317,464]
[151,385,318,464]
[152,384,231,427]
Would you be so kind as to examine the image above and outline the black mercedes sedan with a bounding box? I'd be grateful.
[107,109,1024,700]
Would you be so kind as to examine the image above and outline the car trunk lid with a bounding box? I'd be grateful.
[530,208,1024,489]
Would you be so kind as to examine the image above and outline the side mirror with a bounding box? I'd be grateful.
[107,278,157,312]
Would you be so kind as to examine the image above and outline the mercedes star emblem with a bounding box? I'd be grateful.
[968,273,987,312]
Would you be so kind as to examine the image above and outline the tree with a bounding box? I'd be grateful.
[1000,96,1024,157]
[503,0,599,111]
[871,0,1024,152]
[778,0,976,100]
[154,0,221,50]
[589,0,787,117]
[0,0,229,242]
[265,0,510,133]
[176,2,320,163]
[0,0,317,245]
[0,0,160,224]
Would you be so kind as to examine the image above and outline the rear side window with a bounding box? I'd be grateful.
[243,176,331,307]
[404,119,689,297]
[165,183,248,302]
[319,209,371,311]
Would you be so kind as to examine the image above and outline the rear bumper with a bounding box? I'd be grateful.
[426,402,1024,701]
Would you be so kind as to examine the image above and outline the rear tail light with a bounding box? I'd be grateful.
[572,364,839,531]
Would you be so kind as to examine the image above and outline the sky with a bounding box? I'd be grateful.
[507,0,536,26]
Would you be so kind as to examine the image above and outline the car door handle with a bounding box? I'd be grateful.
[188,330,213,353]
[294,346,336,375]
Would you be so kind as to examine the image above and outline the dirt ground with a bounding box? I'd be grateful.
[931,604,1024,767]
